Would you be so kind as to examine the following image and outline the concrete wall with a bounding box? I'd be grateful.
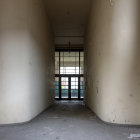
[85,0,140,125]
[0,0,54,124]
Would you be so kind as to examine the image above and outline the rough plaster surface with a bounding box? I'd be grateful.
[85,0,140,125]
[0,101,139,140]
[0,0,54,124]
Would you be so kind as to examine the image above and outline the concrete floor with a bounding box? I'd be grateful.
[0,101,140,140]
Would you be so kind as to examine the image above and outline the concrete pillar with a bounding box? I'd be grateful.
[85,0,140,125]
[0,0,54,124]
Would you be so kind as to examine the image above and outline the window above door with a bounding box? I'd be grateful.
[55,51,84,75]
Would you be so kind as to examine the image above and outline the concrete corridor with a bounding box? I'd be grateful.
[0,101,140,140]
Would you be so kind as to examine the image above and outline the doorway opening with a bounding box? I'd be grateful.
[55,50,84,100]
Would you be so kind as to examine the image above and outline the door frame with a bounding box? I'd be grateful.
[55,49,84,100]
[55,74,84,100]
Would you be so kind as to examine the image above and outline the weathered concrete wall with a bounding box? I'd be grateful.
[85,0,140,125]
[0,0,54,124]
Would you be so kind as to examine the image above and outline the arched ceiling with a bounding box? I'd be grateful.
[45,0,91,45]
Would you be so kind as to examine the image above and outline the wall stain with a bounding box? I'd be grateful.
[109,0,114,6]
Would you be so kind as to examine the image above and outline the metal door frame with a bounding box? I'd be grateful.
[56,75,83,100]
[55,49,84,100]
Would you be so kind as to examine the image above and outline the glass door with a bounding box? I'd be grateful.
[55,76,84,99]
[61,77,69,99]
[71,77,78,99]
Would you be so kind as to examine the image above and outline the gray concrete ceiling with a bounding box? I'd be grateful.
[45,0,91,45]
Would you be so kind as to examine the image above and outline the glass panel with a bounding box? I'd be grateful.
[55,51,84,75]
[80,77,84,98]
[59,51,80,75]
[75,52,79,57]
[61,77,68,98]
[55,57,59,62]
[64,52,70,57]
[69,52,76,57]
[71,77,78,82]
[80,86,84,90]
[61,77,68,81]
[71,77,78,98]
[80,77,84,81]
[80,55,84,74]
[61,82,68,86]
[80,52,84,57]
[60,67,79,74]
[55,90,59,98]
[80,57,84,61]
[80,90,84,98]
[60,57,64,68]
[55,86,59,90]
[55,52,59,57]
[80,63,84,67]
[55,70,59,74]
[71,82,78,86]
[62,86,68,89]
[71,89,78,98]
[61,90,69,98]
[80,69,84,74]
[55,77,59,98]
[55,56,59,74]
[60,52,64,56]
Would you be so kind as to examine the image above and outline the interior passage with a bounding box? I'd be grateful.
[0,101,139,140]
